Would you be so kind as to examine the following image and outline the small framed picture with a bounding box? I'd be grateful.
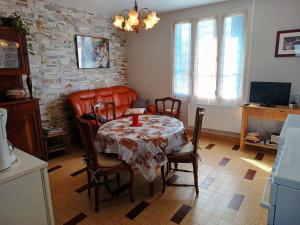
[275,29,300,57]
[75,35,110,69]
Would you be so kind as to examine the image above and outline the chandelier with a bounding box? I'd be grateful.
[113,0,160,33]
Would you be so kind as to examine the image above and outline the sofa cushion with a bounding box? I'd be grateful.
[132,99,149,112]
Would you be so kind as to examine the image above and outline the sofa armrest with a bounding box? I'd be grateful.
[148,103,156,114]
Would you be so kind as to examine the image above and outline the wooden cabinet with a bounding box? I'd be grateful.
[0,27,45,159]
[240,105,300,150]
[0,99,45,159]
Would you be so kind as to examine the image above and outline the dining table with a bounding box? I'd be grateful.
[94,115,188,183]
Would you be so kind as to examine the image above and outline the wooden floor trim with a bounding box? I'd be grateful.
[187,128,240,143]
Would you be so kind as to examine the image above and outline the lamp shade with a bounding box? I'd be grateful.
[124,20,133,31]
[148,11,160,25]
[113,15,124,28]
[143,17,154,30]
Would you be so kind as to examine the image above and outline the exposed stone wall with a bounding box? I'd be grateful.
[0,0,127,134]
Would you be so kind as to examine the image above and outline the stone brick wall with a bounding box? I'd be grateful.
[0,0,128,135]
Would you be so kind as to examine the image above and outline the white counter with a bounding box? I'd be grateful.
[0,149,47,185]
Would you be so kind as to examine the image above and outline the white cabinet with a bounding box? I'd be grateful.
[0,150,54,225]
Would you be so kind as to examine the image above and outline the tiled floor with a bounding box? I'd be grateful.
[47,137,275,225]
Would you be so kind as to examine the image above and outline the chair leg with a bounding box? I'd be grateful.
[87,170,91,197]
[116,173,121,186]
[161,165,165,194]
[166,162,170,177]
[192,157,199,197]
[174,162,178,170]
[104,176,113,196]
[129,168,134,202]
[94,182,99,212]
[149,182,154,197]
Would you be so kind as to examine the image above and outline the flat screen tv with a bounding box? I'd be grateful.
[249,81,291,106]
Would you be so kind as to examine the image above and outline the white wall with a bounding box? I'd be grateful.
[127,0,300,133]
[246,0,300,133]
[249,0,300,94]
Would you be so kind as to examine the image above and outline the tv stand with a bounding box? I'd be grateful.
[240,104,300,150]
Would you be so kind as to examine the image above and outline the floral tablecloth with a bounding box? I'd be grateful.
[94,115,188,182]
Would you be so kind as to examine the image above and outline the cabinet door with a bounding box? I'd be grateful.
[6,108,43,157]
[274,185,300,225]
[0,170,49,225]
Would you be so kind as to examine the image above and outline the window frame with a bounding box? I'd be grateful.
[170,9,250,106]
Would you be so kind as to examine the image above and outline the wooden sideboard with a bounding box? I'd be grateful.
[240,105,300,149]
[0,27,46,159]
[0,99,46,159]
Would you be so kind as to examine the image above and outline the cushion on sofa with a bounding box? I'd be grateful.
[132,99,149,112]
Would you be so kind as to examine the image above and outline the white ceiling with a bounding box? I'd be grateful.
[52,0,227,16]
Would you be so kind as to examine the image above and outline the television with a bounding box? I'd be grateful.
[249,81,291,106]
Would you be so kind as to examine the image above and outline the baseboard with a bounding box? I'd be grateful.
[186,127,240,143]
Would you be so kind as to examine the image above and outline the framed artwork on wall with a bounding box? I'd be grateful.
[75,35,110,68]
[275,29,300,57]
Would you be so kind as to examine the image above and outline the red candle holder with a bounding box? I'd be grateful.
[131,114,142,127]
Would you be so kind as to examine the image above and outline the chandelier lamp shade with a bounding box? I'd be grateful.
[113,0,160,32]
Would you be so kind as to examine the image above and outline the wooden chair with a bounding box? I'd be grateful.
[76,116,134,212]
[165,107,204,196]
[155,97,181,119]
[93,101,116,128]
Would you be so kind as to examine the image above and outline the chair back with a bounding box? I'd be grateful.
[76,116,99,171]
[192,107,205,154]
[93,101,116,128]
[155,97,181,119]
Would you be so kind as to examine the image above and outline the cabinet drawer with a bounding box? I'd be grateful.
[245,108,263,117]
[5,101,36,115]
[264,110,288,121]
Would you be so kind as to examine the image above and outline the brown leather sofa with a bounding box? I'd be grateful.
[69,86,155,122]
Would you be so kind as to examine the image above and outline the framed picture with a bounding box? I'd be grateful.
[75,35,110,68]
[275,29,300,57]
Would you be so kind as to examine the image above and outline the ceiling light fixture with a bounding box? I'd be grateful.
[113,0,160,33]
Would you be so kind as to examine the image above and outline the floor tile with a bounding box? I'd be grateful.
[205,144,215,150]
[218,158,230,167]
[126,201,149,220]
[63,213,87,225]
[244,169,257,180]
[170,204,192,224]
[228,194,245,211]
[48,165,62,173]
[255,153,264,161]
[232,145,240,151]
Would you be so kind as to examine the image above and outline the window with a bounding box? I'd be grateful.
[194,18,218,104]
[172,12,247,106]
[172,21,192,100]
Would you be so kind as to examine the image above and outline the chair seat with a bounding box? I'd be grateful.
[169,142,194,157]
[159,109,178,116]
[97,153,124,167]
